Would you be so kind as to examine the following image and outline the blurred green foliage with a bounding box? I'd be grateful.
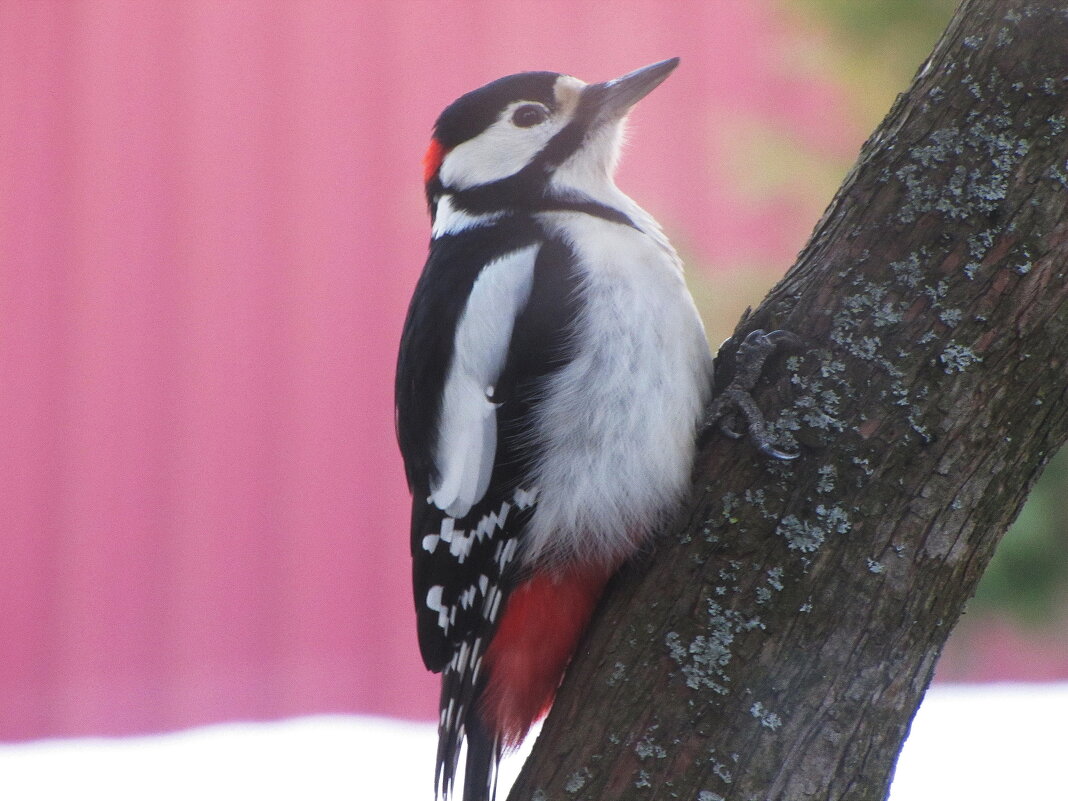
[794,0,959,118]
[805,0,957,47]
[974,450,1068,622]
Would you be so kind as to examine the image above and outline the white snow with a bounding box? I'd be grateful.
[0,683,1064,799]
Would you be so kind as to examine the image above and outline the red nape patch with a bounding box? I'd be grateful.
[422,138,446,184]
[480,565,614,748]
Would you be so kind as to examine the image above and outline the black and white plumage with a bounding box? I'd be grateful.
[395,58,713,801]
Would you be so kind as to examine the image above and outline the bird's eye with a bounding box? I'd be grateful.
[511,104,549,128]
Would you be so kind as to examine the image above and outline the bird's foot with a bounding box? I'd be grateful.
[705,329,801,460]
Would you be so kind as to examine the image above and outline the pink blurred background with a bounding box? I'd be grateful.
[1,0,1056,743]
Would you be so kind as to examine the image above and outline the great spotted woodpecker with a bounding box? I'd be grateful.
[396,58,785,801]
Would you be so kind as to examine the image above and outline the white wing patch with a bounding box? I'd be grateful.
[429,243,540,517]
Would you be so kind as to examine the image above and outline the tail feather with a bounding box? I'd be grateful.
[435,714,464,800]
[462,711,501,801]
[436,566,612,800]
[436,665,498,801]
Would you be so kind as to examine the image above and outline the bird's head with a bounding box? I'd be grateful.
[423,58,679,223]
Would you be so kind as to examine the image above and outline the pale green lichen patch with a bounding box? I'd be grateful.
[750,701,784,730]
[965,227,1003,278]
[817,504,853,534]
[766,566,785,592]
[816,463,837,493]
[889,252,925,288]
[634,728,667,760]
[894,113,1031,224]
[939,307,964,327]
[743,488,774,518]
[776,504,852,554]
[776,514,826,553]
[707,750,734,785]
[924,279,950,307]
[665,602,764,695]
[940,343,982,373]
[1046,159,1068,189]
[719,491,740,524]
[794,389,844,431]
[564,767,592,794]
[787,350,854,448]
[666,630,730,694]
[873,299,906,328]
[800,248,951,447]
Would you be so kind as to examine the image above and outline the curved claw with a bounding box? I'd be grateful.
[762,329,804,350]
[758,442,800,461]
[718,417,744,439]
[740,328,800,349]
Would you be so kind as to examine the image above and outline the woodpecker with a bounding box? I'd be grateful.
[397,58,716,801]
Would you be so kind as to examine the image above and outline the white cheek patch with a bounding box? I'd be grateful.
[430,243,541,517]
[438,103,570,190]
[437,75,585,192]
[438,117,553,189]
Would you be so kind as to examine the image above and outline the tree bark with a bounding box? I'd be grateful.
[508,1,1068,799]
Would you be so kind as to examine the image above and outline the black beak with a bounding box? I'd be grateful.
[586,57,680,124]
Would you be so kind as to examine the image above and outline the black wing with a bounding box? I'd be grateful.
[396,223,581,797]
[397,222,579,668]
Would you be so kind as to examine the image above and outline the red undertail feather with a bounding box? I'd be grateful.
[479,565,613,748]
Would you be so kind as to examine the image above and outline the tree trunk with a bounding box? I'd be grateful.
[507,1,1068,799]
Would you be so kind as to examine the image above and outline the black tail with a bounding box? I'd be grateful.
[435,674,501,801]
[461,711,501,801]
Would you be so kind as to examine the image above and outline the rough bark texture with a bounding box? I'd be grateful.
[508,2,1068,800]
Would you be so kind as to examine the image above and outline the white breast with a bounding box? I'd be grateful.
[524,205,714,566]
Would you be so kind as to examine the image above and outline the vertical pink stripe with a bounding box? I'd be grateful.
[0,0,70,737]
